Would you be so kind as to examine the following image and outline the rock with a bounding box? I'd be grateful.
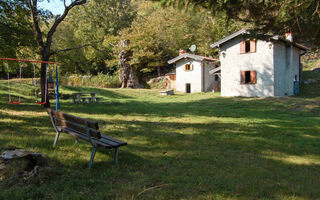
[1,149,46,180]
[1,149,44,160]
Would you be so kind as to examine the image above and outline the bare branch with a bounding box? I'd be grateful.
[51,39,104,55]
[27,0,45,49]
[108,42,118,47]
[46,0,87,51]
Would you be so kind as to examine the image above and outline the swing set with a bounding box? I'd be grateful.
[0,58,60,110]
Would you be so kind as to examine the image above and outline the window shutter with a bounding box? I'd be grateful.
[250,71,257,84]
[190,64,194,71]
[250,40,256,53]
[240,71,245,84]
[184,65,186,71]
[240,41,246,54]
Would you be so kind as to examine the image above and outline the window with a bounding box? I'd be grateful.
[184,64,193,71]
[240,70,257,84]
[245,40,251,53]
[240,39,256,54]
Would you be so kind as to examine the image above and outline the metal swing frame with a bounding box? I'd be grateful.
[0,57,56,106]
[6,61,22,104]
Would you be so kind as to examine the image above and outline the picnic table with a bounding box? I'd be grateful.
[71,92,102,104]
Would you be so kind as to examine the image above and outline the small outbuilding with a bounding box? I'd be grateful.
[211,29,308,97]
[168,51,220,93]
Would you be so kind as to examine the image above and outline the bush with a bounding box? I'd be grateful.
[60,73,121,88]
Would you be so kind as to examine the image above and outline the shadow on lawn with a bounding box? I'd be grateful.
[61,85,133,99]
[66,96,319,121]
[104,118,320,199]
[1,87,320,199]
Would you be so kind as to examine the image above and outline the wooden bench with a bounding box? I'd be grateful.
[47,109,127,168]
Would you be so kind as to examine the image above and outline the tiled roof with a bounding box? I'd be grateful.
[210,29,308,51]
[168,53,218,64]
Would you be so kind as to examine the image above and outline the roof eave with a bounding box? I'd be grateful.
[210,29,248,49]
[168,53,204,64]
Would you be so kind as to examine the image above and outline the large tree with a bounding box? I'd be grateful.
[27,0,88,107]
[114,1,242,86]
[52,0,135,75]
[156,0,320,47]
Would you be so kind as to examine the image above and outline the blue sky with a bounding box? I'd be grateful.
[38,0,72,15]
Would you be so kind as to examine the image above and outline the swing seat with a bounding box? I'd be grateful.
[35,101,47,105]
[9,100,21,104]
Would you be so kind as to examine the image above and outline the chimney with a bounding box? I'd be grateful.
[285,31,293,42]
[179,49,186,56]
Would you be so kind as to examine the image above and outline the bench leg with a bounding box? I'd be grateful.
[88,147,97,169]
[53,132,61,147]
[114,148,118,165]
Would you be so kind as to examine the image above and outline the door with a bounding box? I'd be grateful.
[186,83,191,93]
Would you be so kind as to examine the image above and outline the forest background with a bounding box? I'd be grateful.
[0,0,319,87]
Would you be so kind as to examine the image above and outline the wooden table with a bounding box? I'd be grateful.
[71,92,101,103]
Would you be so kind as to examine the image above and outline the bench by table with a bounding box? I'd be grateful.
[71,92,103,104]
[47,109,127,168]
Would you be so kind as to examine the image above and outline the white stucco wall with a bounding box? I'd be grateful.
[175,59,203,93]
[274,43,301,96]
[203,63,218,92]
[219,37,274,97]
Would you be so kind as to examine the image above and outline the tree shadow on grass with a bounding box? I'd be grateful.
[0,105,319,199]
[1,81,320,199]
[100,119,320,199]
[61,85,133,99]
[66,96,320,121]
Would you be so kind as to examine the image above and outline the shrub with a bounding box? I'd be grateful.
[60,73,121,88]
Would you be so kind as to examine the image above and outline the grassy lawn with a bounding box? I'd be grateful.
[0,66,320,199]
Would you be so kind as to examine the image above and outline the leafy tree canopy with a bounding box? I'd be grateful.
[0,0,36,58]
[52,0,136,75]
[155,0,320,47]
[112,1,242,78]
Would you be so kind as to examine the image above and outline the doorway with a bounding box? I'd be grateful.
[186,83,191,93]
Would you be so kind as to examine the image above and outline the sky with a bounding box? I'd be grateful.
[38,0,72,15]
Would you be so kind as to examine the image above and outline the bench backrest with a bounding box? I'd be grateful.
[47,109,101,139]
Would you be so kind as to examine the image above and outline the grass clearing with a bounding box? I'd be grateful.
[0,65,320,199]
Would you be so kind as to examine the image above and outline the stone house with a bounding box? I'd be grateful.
[168,52,220,93]
[211,29,308,97]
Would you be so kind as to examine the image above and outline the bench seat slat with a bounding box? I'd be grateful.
[97,137,124,147]
[100,134,127,146]
[61,127,122,148]
[54,118,101,139]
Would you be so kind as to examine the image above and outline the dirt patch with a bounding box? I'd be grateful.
[0,148,48,184]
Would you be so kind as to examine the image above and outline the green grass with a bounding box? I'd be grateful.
[0,64,320,199]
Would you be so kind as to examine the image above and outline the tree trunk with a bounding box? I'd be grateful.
[40,53,50,108]
[118,40,140,88]
[119,40,130,88]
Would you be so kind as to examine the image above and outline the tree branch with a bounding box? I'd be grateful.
[46,0,87,51]
[51,39,104,55]
[28,0,45,49]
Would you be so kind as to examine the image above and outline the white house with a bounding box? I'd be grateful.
[168,52,219,93]
[211,29,308,97]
